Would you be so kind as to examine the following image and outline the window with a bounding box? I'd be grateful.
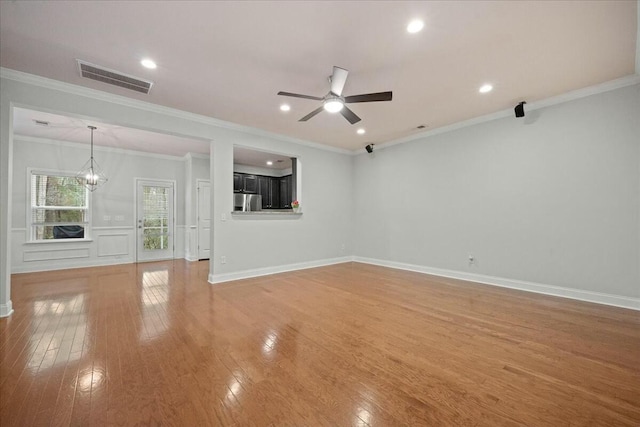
[29,170,90,241]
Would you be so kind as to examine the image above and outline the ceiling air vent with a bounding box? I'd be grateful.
[77,60,153,94]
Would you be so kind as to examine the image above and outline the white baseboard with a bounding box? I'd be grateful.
[208,256,352,284]
[184,252,198,262]
[0,300,14,318]
[353,257,640,311]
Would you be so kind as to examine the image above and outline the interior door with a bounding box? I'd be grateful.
[197,181,211,260]
[136,180,174,262]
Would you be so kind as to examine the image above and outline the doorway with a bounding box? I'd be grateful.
[136,179,175,262]
[196,180,211,260]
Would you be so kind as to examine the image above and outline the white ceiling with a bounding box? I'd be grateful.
[1,1,638,153]
[12,108,210,157]
[234,146,292,171]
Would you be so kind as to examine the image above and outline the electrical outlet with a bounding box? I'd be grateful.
[341,243,346,253]
[115,215,124,221]
[221,213,226,221]
[468,254,475,265]
[221,255,226,264]
[103,215,111,221]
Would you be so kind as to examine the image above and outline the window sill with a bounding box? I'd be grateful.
[24,239,94,245]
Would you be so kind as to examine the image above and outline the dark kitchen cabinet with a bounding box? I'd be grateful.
[243,175,258,194]
[258,176,282,208]
[233,173,242,192]
[279,175,292,208]
[270,177,281,208]
[235,173,258,193]
[235,172,292,208]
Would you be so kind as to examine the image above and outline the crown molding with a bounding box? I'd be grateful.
[636,0,639,74]
[372,74,640,153]
[0,67,353,156]
[185,152,210,160]
[13,134,188,162]
[4,67,638,157]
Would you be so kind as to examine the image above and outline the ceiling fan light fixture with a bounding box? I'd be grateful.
[324,99,344,113]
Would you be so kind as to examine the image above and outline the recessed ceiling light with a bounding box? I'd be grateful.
[266,161,273,166]
[479,84,493,94]
[407,19,424,34]
[280,104,291,112]
[140,59,157,69]
[357,128,366,135]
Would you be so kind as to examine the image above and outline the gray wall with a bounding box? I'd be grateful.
[10,137,188,272]
[353,84,640,298]
[0,73,354,312]
[1,71,637,315]
[12,138,186,229]
[210,132,353,277]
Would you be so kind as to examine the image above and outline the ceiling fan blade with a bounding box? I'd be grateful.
[340,105,361,124]
[299,106,324,122]
[330,66,349,96]
[278,91,323,101]
[344,91,393,103]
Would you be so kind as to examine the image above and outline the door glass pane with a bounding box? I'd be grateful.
[143,186,170,251]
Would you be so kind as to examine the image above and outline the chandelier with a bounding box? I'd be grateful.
[76,125,108,191]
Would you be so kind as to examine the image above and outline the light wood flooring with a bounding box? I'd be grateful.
[1,261,639,426]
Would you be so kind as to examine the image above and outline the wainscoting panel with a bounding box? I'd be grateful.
[24,247,90,262]
[11,226,135,273]
[97,233,129,257]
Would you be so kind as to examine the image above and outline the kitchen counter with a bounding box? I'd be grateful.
[231,211,302,217]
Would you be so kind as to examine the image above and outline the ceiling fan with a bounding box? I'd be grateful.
[277,66,392,124]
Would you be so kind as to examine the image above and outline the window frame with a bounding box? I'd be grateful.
[27,168,92,243]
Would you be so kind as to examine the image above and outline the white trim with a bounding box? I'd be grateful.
[195,179,210,261]
[15,135,190,161]
[353,257,640,311]
[26,167,92,242]
[185,152,210,160]
[23,238,93,245]
[185,252,198,262]
[636,0,640,74]
[4,68,637,156]
[11,258,134,274]
[0,300,14,318]
[0,67,352,155]
[369,75,640,153]
[208,256,352,284]
[134,178,176,262]
[93,226,135,230]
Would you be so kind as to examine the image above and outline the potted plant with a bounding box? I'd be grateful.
[291,200,300,213]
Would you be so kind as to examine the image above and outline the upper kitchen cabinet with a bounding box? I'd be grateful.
[243,174,258,194]
[234,172,258,194]
[233,173,242,192]
[233,146,299,211]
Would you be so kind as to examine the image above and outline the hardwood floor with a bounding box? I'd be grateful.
[1,261,639,426]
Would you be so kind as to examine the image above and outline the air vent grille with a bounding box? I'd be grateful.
[77,60,153,94]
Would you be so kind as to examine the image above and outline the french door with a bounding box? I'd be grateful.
[136,180,174,262]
